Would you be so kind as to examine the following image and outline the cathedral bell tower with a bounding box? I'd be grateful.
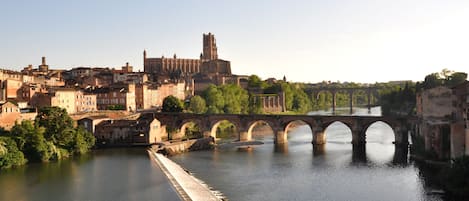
[202,33,218,61]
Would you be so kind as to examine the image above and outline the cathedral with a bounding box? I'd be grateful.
[143,33,231,82]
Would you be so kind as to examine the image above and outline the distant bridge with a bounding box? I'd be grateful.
[305,87,380,114]
[148,112,412,147]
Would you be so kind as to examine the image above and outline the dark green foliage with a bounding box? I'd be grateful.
[417,69,467,91]
[220,84,249,114]
[291,87,312,113]
[203,85,225,114]
[107,105,126,110]
[0,136,26,169]
[188,95,207,114]
[0,107,96,169]
[36,107,74,144]
[162,95,184,113]
[202,84,249,114]
[248,75,267,89]
[378,82,416,116]
[10,121,53,162]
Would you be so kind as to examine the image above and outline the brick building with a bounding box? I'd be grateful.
[90,83,136,111]
[94,113,165,146]
[144,33,231,83]
[30,87,97,114]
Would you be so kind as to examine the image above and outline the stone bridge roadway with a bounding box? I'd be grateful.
[148,112,412,147]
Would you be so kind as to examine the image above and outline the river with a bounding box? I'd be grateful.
[0,148,181,201]
[0,107,446,201]
[170,107,445,201]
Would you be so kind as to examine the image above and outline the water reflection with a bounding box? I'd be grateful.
[274,143,288,154]
[352,144,367,164]
[313,144,325,156]
[0,148,181,201]
[170,107,444,201]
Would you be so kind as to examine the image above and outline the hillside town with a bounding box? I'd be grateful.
[0,33,288,145]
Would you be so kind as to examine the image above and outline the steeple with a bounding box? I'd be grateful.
[143,50,147,59]
[202,33,218,61]
[38,56,49,72]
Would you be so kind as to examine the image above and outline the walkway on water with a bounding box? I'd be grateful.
[148,149,222,201]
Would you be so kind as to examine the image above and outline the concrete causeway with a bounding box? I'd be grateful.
[148,150,221,201]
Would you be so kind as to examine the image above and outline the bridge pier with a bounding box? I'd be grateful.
[239,131,251,141]
[351,130,366,145]
[394,128,410,148]
[352,144,367,163]
[332,92,337,114]
[312,131,326,145]
[275,131,287,144]
[349,91,353,114]
[313,144,326,156]
[367,91,372,113]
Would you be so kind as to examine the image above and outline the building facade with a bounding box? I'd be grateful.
[94,113,165,146]
[144,33,231,83]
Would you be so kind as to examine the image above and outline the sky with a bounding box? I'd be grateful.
[1,0,469,83]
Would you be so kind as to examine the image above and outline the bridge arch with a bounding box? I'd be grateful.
[169,118,204,140]
[361,119,406,145]
[363,120,398,165]
[281,120,314,142]
[321,121,354,144]
[209,119,240,141]
[246,120,277,142]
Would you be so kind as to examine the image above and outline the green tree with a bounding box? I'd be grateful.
[35,107,74,144]
[447,72,468,87]
[188,95,207,114]
[0,136,27,169]
[422,73,443,90]
[221,84,249,114]
[203,85,225,114]
[248,75,267,89]
[291,89,312,113]
[162,95,184,112]
[10,121,53,162]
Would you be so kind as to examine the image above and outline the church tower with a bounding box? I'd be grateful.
[202,33,218,61]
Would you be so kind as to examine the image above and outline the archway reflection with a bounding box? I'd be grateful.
[365,121,396,165]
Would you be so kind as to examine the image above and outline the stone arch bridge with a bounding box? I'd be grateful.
[148,112,412,147]
[306,87,380,114]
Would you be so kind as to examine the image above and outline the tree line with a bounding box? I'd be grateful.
[378,69,467,116]
[0,107,95,169]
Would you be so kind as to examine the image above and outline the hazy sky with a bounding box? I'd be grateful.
[1,0,469,83]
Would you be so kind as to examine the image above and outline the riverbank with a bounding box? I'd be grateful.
[147,149,225,201]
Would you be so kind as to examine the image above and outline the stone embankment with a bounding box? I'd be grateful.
[153,137,214,156]
[148,149,224,201]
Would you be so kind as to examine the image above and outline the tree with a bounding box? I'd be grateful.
[0,136,26,169]
[162,95,184,112]
[291,89,312,113]
[447,72,468,87]
[248,75,267,89]
[423,73,443,89]
[188,95,207,114]
[10,121,54,162]
[35,107,74,144]
[221,84,249,114]
[203,85,225,114]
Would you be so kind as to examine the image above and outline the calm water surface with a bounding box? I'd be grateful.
[0,148,180,201]
[171,107,444,201]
